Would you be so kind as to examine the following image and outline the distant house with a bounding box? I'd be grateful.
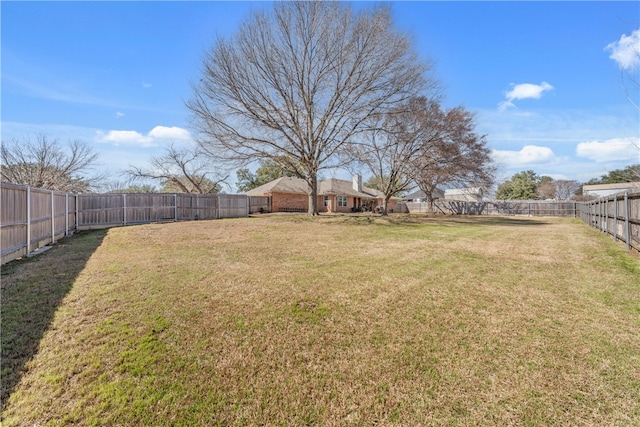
[402,188,444,202]
[246,175,397,213]
[582,182,640,198]
[444,187,484,202]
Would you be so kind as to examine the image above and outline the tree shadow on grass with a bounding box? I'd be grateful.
[1,229,108,410]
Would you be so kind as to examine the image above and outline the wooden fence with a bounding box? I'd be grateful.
[577,191,640,252]
[1,182,76,265]
[1,182,266,264]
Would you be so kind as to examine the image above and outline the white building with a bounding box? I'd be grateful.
[582,182,640,198]
[444,187,484,202]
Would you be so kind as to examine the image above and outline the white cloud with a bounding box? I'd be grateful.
[492,145,556,166]
[605,29,640,71]
[148,126,191,140]
[143,82,152,88]
[576,137,640,162]
[116,112,125,117]
[498,81,554,111]
[96,126,192,147]
[97,130,154,147]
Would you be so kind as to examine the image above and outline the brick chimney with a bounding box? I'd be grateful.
[353,174,362,192]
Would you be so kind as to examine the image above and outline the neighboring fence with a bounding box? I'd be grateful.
[1,182,268,264]
[577,191,640,252]
[398,200,579,216]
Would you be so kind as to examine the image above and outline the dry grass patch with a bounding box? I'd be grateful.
[2,215,639,426]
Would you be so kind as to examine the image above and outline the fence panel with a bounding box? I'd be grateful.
[77,194,124,228]
[53,192,69,238]
[176,194,219,220]
[249,196,271,213]
[29,188,54,250]
[219,194,249,218]
[124,194,176,224]
[1,183,28,263]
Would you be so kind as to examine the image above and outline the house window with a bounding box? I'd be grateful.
[324,196,329,207]
[338,196,347,207]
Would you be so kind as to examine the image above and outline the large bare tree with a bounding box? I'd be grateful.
[1,134,102,192]
[349,97,442,213]
[126,144,228,194]
[412,106,495,207]
[535,179,581,201]
[187,1,427,214]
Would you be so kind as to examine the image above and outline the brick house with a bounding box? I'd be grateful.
[246,175,397,213]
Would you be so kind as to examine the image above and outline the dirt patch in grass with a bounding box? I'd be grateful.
[2,215,639,425]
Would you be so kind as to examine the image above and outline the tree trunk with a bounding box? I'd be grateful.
[425,194,435,214]
[308,174,319,216]
[382,196,390,216]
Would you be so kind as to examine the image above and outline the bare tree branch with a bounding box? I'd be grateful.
[536,179,581,200]
[126,144,229,194]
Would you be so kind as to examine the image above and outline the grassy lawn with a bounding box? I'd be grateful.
[2,214,639,426]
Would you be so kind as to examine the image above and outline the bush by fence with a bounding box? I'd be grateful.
[1,182,268,264]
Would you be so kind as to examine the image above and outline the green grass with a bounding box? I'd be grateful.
[2,214,639,426]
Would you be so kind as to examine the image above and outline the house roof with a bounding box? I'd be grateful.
[245,176,386,199]
[318,178,382,199]
[246,177,309,196]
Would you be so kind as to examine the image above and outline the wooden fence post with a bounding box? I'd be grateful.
[604,198,609,236]
[174,194,178,221]
[123,193,127,226]
[51,190,56,244]
[599,199,603,231]
[613,194,618,243]
[65,193,69,237]
[75,194,79,230]
[624,192,630,251]
[26,186,31,257]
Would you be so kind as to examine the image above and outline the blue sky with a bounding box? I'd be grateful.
[2,1,639,191]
